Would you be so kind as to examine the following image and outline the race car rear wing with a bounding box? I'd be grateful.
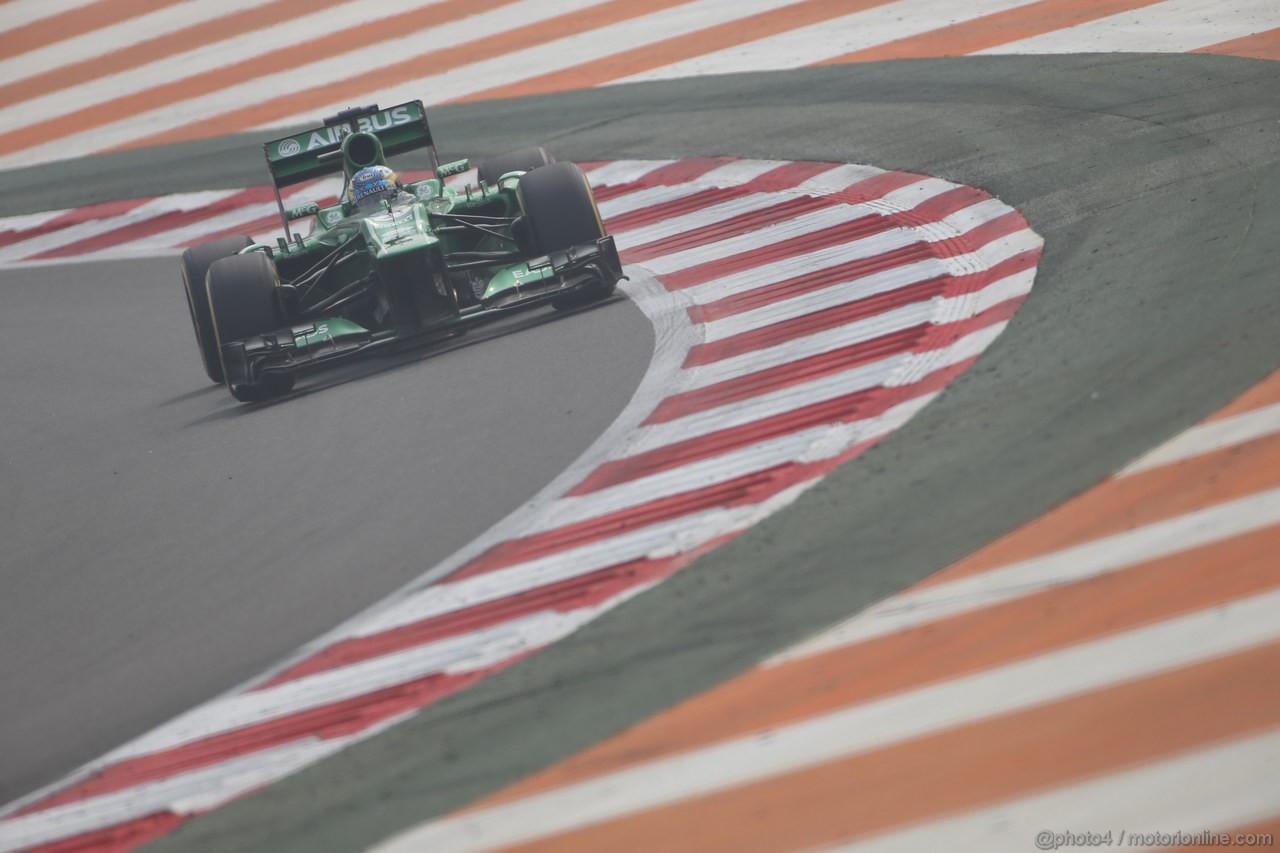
[263,101,438,187]
[263,101,439,240]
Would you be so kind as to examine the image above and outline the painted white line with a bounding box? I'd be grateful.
[0,177,356,264]
[277,0,821,126]
[677,199,1033,309]
[628,324,1002,458]
[701,256,1032,347]
[642,204,870,275]
[599,159,881,199]
[534,395,938,533]
[0,0,104,36]
[0,191,239,263]
[69,179,350,257]
[0,0,458,131]
[682,272,947,388]
[977,0,1280,55]
[0,207,70,239]
[699,254,937,343]
[0,0,279,90]
[934,196,1017,233]
[108,603,617,764]
[333,386,950,649]
[652,158,883,195]
[97,202,281,254]
[945,256,1039,315]
[820,730,1280,852]
[771,484,1280,665]
[0,166,936,267]
[370,589,1280,853]
[583,159,679,187]
[0,583,664,853]
[614,191,794,248]
[895,320,1009,387]
[646,175,1012,285]
[962,227,1045,274]
[695,158,793,186]
[345,481,814,642]
[875,177,963,211]
[793,164,889,196]
[614,178,1006,253]
[0,737,354,853]
[611,0,1045,84]
[0,0,619,171]
[1120,401,1280,475]
[682,244,935,309]
[597,183,707,219]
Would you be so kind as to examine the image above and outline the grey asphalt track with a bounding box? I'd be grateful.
[3,52,1279,851]
[0,259,651,803]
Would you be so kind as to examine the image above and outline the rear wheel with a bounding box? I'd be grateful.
[477,146,554,186]
[517,161,613,311]
[207,252,295,402]
[181,235,253,383]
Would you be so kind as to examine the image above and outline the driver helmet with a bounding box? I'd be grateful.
[345,165,402,212]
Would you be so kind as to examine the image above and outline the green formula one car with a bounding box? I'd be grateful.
[181,100,624,402]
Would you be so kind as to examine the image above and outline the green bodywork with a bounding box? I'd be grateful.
[212,101,623,396]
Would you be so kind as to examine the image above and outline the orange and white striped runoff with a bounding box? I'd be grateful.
[2,0,1280,172]
[378,370,1280,852]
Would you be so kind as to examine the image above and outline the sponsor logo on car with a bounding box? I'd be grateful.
[285,202,320,219]
[437,159,470,177]
[273,105,420,159]
[352,105,416,134]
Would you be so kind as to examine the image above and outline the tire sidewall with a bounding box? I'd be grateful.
[206,252,293,400]
[181,235,253,383]
[516,161,605,256]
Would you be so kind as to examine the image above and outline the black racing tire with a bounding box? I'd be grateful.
[517,161,606,256]
[518,161,615,311]
[181,235,253,383]
[476,146,555,186]
[206,252,295,402]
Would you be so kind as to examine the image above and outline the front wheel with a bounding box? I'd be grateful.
[518,162,616,311]
[181,235,253,383]
[517,161,605,256]
[207,252,295,402]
